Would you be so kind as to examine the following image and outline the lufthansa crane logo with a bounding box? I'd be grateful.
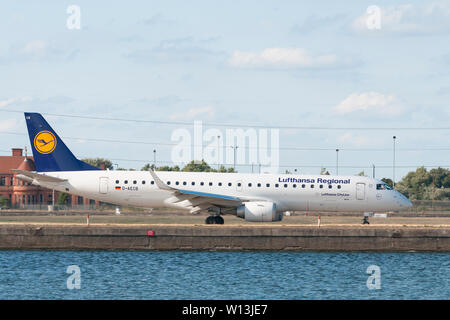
[34,131,57,154]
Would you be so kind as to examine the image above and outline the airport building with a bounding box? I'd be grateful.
[0,148,98,209]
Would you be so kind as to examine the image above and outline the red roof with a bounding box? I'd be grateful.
[0,156,35,174]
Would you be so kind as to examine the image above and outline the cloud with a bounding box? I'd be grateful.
[352,2,450,35]
[337,132,372,147]
[169,106,216,121]
[291,13,347,34]
[0,119,18,132]
[124,37,224,63]
[0,40,79,63]
[334,92,404,116]
[142,14,175,27]
[229,47,345,69]
[0,97,32,108]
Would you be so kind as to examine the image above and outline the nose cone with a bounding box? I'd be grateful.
[395,191,413,210]
[402,197,413,209]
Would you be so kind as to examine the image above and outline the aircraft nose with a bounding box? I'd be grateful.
[395,191,413,209]
[405,198,413,208]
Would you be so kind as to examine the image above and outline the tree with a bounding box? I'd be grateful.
[429,167,450,188]
[0,196,10,209]
[381,178,393,188]
[82,158,113,170]
[396,166,450,200]
[140,160,235,172]
[141,163,156,171]
[182,160,214,172]
[57,192,69,205]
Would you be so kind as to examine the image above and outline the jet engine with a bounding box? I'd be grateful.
[236,202,282,222]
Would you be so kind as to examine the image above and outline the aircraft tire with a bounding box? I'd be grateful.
[205,216,215,224]
[214,216,224,224]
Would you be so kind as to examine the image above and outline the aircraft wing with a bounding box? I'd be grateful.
[12,169,67,184]
[148,169,242,213]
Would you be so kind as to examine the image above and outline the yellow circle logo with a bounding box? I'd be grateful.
[34,131,57,154]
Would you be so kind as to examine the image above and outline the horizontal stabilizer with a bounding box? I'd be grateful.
[12,169,67,183]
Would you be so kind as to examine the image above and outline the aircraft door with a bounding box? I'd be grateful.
[356,183,365,200]
[99,177,109,194]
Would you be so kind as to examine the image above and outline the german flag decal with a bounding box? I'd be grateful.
[115,186,121,190]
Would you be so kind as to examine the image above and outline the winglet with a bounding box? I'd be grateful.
[147,168,174,191]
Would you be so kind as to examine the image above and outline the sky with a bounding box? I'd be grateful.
[0,0,449,181]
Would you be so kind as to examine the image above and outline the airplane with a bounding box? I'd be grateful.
[14,112,413,224]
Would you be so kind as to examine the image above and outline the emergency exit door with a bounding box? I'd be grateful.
[356,183,365,200]
[99,177,109,194]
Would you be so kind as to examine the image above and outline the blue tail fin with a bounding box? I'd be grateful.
[24,112,100,172]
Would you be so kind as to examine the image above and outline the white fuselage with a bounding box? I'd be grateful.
[35,171,412,213]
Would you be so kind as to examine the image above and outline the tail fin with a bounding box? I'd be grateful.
[24,112,100,172]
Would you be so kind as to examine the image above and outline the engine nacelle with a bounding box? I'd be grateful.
[236,202,282,222]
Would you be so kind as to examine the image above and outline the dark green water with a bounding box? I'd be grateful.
[0,251,448,299]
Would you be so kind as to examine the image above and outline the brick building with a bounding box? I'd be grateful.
[0,148,97,209]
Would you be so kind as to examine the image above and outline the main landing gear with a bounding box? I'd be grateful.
[205,215,224,224]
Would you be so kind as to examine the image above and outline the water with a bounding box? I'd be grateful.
[0,251,448,300]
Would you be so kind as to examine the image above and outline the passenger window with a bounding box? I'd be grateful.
[228,183,232,186]
[266,183,270,187]
[200,182,204,186]
[293,184,297,188]
[124,180,128,184]
[257,183,261,187]
[142,181,146,184]
[237,183,242,187]
[248,183,252,187]
[218,182,222,186]
[319,185,323,189]
[311,184,314,188]
[176,181,179,185]
[209,182,213,186]
[115,180,119,184]
[337,185,341,189]
[328,184,332,189]
[275,184,279,188]
[192,182,195,186]
[133,180,137,184]
[167,181,171,185]
[183,181,187,185]
[302,184,305,188]
[151,181,155,185]
[284,184,288,188]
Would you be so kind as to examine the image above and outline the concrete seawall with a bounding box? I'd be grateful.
[0,224,449,251]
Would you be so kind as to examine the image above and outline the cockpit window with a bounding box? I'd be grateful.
[377,183,393,190]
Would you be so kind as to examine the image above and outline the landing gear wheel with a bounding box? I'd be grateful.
[205,215,224,224]
[214,215,224,224]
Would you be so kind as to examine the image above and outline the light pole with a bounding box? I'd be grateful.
[336,149,339,176]
[217,135,221,171]
[231,145,238,170]
[372,164,375,178]
[153,149,156,168]
[393,136,396,188]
